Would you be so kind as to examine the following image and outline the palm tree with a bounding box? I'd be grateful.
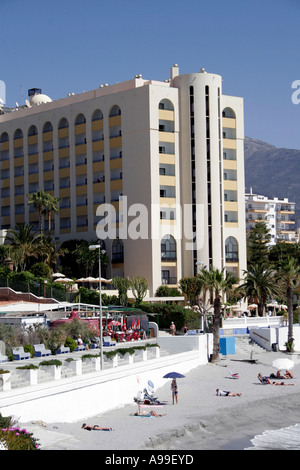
[196,268,213,331]
[28,189,51,234]
[202,267,238,362]
[5,223,41,271]
[238,263,280,317]
[277,257,300,350]
[38,235,68,272]
[42,194,60,233]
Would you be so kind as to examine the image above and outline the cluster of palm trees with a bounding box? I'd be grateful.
[28,190,60,234]
[179,222,300,360]
[2,190,62,272]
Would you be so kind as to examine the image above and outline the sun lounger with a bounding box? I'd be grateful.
[56,345,70,354]
[33,343,51,357]
[103,336,116,347]
[75,344,86,351]
[12,347,31,360]
[0,354,8,363]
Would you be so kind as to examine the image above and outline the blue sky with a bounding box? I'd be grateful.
[1,0,300,149]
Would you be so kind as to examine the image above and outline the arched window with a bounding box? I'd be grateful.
[159,99,174,111]
[14,129,23,139]
[0,132,9,143]
[225,236,238,262]
[28,125,38,136]
[109,105,121,117]
[112,238,124,263]
[75,113,86,125]
[92,109,103,121]
[43,121,53,132]
[58,118,69,129]
[222,107,236,119]
[161,235,176,261]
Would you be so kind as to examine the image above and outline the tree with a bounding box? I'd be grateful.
[238,263,280,317]
[42,194,60,233]
[204,267,237,362]
[28,189,51,234]
[112,277,131,306]
[5,223,41,271]
[38,235,68,272]
[247,221,271,265]
[178,276,202,305]
[155,285,182,297]
[129,276,148,307]
[277,257,300,351]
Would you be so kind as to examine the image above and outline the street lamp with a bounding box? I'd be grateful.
[89,244,106,370]
[196,261,205,333]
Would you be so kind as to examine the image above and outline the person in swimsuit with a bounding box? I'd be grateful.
[216,389,242,397]
[258,373,294,386]
[276,370,293,379]
[171,378,178,404]
[81,423,112,431]
[132,410,166,417]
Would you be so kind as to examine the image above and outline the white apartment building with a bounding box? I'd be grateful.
[0,65,247,294]
[245,189,298,244]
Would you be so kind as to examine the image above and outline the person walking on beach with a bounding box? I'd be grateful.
[171,378,178,404]
[170,322,176,336]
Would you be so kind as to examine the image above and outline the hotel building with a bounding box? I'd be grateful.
[245,189,298,244]
[0,65,247,295]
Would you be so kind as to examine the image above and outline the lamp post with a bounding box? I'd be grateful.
[196,261,205,333]
[89,244,106,370]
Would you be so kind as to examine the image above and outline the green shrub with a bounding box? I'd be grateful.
[24,344,35,358]
[39,359,62,367]
[65,337,77,352]
[29,263,50,278]
[82,354,99,361]
[16,364,39,370]
[0,413,14,429]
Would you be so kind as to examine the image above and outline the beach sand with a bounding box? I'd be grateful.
[19,349,300,451]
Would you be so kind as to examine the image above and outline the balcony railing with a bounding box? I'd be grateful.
[161,277,177,285]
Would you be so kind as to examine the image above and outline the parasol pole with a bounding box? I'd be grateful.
[89,244,105,370]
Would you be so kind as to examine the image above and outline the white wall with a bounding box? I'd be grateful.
[0,336,209,423]
[250,325,300,352]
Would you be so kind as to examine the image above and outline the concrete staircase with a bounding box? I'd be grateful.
[232,334,267,356]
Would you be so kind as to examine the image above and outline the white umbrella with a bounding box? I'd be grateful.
[51,272,66,278]
[272,358,294,371]
[83,276,99,283]
[53,277,74,283]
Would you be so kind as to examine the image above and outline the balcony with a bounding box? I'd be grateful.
[161,277,177,285]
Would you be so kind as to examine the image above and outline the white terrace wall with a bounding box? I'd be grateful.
[250,325,300,352]
[0,336,209,423]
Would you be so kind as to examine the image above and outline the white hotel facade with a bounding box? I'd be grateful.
[0,65,247,295]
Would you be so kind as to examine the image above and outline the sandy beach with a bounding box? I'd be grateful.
[18,347,300,452]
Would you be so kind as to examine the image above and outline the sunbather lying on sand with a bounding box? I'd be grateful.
[81,423,113,431]
[216,389,241,397]
[276,370,293,379]
[258,373,294,386]
[132,410,166,417]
